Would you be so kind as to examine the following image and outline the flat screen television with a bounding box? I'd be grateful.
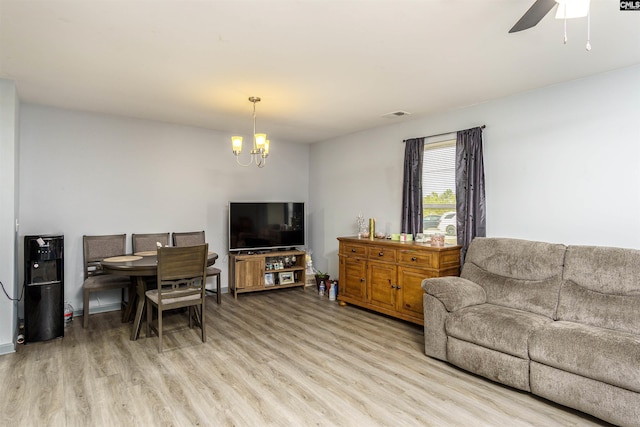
[228,202,305,252]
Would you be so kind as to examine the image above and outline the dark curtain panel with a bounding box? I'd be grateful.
[456,127,486,264]
[401,138,425,235]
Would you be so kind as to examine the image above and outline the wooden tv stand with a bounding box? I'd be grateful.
[229,249,306,299]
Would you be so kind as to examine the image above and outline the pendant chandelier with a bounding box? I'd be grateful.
[231,96,269,168]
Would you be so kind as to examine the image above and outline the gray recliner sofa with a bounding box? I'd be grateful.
[422,237,640,427]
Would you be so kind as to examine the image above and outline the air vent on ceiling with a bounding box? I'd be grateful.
[382,111,411,118]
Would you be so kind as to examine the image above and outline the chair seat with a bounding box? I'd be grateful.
[145,289,202,305]
[206,266,221,277]
[83,274,131,290]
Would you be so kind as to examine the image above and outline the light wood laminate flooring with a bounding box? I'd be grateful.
[0,289,611,426]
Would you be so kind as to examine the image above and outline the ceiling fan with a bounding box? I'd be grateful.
[509,0,591,33]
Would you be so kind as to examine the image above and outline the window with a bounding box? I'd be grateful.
[422,138,456,237]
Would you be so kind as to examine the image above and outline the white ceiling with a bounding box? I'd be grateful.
[1,0,639,144]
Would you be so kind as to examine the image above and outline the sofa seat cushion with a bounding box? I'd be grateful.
[446,303,553,359]
[530,321,640,393]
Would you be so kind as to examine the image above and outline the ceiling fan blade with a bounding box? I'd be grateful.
[509,0,557,33]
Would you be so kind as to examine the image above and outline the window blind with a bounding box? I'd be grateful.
[422,141,456,206]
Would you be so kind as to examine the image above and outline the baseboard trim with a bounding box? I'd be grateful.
[79,302,122,317]
[0,341,16,355]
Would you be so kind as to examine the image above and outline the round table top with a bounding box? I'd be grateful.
[133,250,157,256]
[101,251,218,276]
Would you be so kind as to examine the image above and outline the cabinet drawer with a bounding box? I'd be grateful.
[341,243,367,257]
[367,246,397,263]
[399,250,436,268]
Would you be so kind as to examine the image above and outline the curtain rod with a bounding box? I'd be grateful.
[403,125,485,143]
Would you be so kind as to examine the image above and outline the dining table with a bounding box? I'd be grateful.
[101,250,219,341]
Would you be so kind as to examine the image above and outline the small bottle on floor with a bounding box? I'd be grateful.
[329,281,336,301]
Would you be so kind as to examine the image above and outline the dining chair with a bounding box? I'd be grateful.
[172,231,222,304]
[82,234,133,328]
[145,244,208,352]
[132,232,170,254]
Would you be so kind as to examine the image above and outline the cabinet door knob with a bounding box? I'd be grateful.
[360,278,365,282]
[411,257,417,261]
[351,248,356,252]
[391,285,396,289]
[396,286,402,290]
[379,252,384,256]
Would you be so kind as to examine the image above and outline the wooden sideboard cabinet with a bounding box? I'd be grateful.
[337,236,461,324]
[229,250,306,299]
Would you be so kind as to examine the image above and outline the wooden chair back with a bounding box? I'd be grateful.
[132,232,170,253]
[83,234,127,280]
[156,244,208,307]
[172,230,221,304]
[172,231,205,247]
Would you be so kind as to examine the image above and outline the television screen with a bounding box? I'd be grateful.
[229,202,305,252]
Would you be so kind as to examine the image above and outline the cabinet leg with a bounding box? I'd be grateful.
[339,300,347,307]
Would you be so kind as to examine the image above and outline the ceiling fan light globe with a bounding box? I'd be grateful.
[555,0,590,20]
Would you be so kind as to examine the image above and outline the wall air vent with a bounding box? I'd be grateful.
[382,111,411,118]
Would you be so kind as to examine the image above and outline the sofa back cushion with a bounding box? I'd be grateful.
[559,245,640,334]
[461,238,567,318]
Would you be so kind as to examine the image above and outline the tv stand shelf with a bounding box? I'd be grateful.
[229,249,306,299]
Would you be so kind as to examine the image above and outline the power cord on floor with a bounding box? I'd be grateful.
[0,280,25,301]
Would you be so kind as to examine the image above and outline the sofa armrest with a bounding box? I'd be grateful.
[422,277,486,361]
[421,276,486,312]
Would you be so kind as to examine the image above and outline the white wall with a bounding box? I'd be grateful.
[309,65,640,277]
[0,79,19,354]
[19,105,309,314]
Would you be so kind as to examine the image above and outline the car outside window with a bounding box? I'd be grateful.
[422,139,456,240]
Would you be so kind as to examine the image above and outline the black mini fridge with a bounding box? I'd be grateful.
[24,235,64,343]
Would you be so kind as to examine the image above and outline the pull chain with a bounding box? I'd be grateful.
[585,11,591,51]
